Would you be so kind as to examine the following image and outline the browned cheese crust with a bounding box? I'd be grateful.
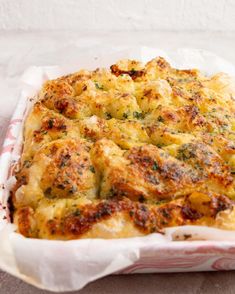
[13,57,235,239]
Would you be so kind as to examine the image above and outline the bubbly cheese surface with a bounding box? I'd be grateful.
[13,57,235,239]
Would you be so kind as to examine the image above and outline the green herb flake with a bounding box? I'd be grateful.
[130,68,137,74]
[129,210,134,217]
[133,111,143,119]
[23,160,31,168]
[150,227,156,233]
[48,119,54,129]
[73,209,81,217]
[94,82,104,90]
[44,187,55,199]
[157,116,165,123]
[152,161,159,171]
[105,112,112,119]
[123,112,128,119]
[155,199,167,205]
[89,165,95,173]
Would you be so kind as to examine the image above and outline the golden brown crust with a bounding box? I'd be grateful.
[15,192,234,239]
[12,56,235,239]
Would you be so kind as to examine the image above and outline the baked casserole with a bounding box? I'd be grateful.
[12,57,235,240]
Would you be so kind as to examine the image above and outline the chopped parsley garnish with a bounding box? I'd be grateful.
[89,165,95,173]
[73,209,81,217]
[130,68,137,74]
[59,154,71,168]
[23,160,31,168]
[129,210,134,217]
[177,145,196,161]
[123,112,129,119]
[152,161,159,171]
[157,116,165,123]
[156,143,164,148]
[155,199,168,205]
[105,112,112,119]
[94,82,104,90]
[48,119,54,129]
[44,187,55,199]
[133,111,143,119]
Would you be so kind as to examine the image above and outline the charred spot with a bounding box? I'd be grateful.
[82,84,87,91]
[138,195,146,203]
[178,69,198,76]
[15,174,27,186]
[105,112,112,120]
[73,209,81,217]
[48,118,54,129]
[177,144,197,161]
[62,200,133,236]
[50,145,58,155]
[54,98,78,117]
[69,185,77,194]
[190,92,202,102]
[47,220,57,235]
[134,204,150,227]
[17,207,34,237]
[57,184,65,190]
[211,195,233,216]
[33,130,44,142]
[85,145,91,152]
[156,57,170,70]
[183,234,192,240]
[143,89,152,96]
[44,187,55,199]
[164,111,179,122]
[97,202,115,217]
[159,162,184,182]
[181,206,201,221]
[157,116,165,123]
[184,105,199,120]
[8,191,14,222]
[227,142,235,151]
[54,99,69,113]
[44,117,67,131]
[23,160,32,168]
[159,207,172,220]
[108,187,118,198]
[146,173,159,185]
[59,153,71,168]
[127,150,154,169]
[110,64,145,80]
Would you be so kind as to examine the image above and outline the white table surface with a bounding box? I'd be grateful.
[1,30,235,294]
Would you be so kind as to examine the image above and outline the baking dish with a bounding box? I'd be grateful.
[1,47,235,291]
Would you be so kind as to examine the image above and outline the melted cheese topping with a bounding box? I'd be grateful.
[13,57,235,240]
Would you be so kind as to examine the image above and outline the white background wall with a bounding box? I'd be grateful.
[0,0,235,31]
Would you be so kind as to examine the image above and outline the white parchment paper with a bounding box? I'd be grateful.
[1,47,235,292]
